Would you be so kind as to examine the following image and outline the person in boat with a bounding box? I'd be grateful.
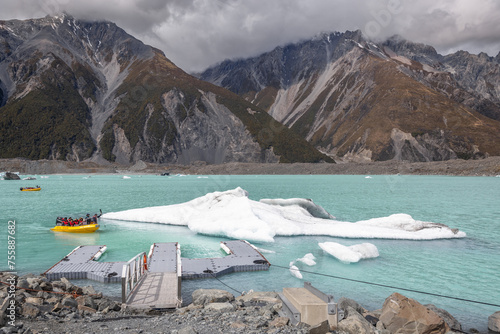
[56,217,67,226]
[91,213,101,224]
[63,217,69,226]
[85,214,91,225]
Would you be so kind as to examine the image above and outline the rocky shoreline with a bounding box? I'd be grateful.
[1,272,499,334]
[1,157,500,176]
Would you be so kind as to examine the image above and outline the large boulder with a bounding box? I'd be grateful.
[269,317,289,328]
[22,303,40,318]
[379,293,450,334]
[25,297,43,306]
[17,279,30,290]
[191,289,234,306]
[51,280,67,292]
[338,297,367,317]
[425,304,462,331]
[82,285,99,296]
[236,291,280,305]
[39,281,53,291]
[204,302,234,312]
[489,311,500,333]
[60,277,74,291]
[76,295,96,310]
[46,296,61,304]
[337,306,377,334]
[61,295,78,309]
[0,298,10,327]
[26,277,41,287]
[78,305,97,314]
[4,172,20,180]
[96,298,121,312]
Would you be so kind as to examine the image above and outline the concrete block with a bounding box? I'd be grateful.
[283,287,331,327]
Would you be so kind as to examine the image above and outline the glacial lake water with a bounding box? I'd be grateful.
[1,173,499,332]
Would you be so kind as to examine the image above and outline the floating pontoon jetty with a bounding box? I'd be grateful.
[44,245,122,283]
[44,240,270,309]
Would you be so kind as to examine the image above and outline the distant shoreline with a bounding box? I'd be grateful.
[1,157,500,176]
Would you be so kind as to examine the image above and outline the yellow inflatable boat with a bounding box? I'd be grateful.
[20,187,41,191]
[50,224,100,233]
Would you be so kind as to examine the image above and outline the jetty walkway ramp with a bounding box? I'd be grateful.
[43,240,270,310]
[123,243,182,309]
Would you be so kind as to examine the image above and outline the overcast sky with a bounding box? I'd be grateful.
[1,0,499,72]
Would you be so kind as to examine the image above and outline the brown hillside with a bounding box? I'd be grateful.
[298,52,500,160]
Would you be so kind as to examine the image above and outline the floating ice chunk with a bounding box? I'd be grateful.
[103,188,466,242]
[319,242,379,263]
[122,176,131,179]
[365,176,372,179]
[297,253,316,266]
[289,265,303,279]
[349,243,379,259]
[256,247,275,254]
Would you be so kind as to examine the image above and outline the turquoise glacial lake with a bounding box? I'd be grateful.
[1,174,499,331]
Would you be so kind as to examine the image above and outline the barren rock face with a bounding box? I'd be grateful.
[0,15,328,164]
[201,32,500,162]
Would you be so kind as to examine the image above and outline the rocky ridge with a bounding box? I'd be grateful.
[0,14,330,165]
[382,36,500,121]
[3,272,498,334]
[200,31,500,162]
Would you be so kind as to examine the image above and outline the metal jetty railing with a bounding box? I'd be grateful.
[121,251,147,303]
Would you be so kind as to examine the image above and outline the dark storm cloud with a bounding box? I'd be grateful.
[0,0,499,72]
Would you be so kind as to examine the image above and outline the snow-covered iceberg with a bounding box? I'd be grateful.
[103,187,466,243]
[319,242,379,263]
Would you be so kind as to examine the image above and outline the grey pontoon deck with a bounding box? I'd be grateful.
[181,240,270,279]
[44,245,124,283]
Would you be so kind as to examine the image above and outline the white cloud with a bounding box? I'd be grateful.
[0,0,498,72]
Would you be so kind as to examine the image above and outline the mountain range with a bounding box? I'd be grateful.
[201,31,500,162]
[0,14,330,164]
[1,15,499,164]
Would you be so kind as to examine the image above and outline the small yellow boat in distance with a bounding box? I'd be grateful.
[20,187,41,191]
[51,224,100,233]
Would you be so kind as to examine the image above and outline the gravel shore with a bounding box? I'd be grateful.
[1,157,500,176]
[2,272,480,334]
[15,308,311,334]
